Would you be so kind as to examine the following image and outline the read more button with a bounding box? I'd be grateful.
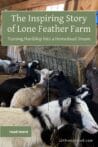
[0,126,31,137]
[9,130,29,134]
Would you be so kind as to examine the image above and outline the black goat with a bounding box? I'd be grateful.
[0,60,40,107]
[49,71,76,97]
[48,71,93,102]
[41,71,77,104]
[80,99,98,147]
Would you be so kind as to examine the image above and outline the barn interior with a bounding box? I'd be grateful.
[0,1,98,147]
[0,0,98,84]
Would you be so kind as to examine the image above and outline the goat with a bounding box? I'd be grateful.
[0,60,40,107]
[51,91,98,147]
[25,60,40,85]
[10,69,53,108]
[64,90,98,147]
[80,99,98,147]
[0,59,20,74]
[0,59,11,73]
[49,71,76,98]
[48,71,93,102]
[0,96,98,147]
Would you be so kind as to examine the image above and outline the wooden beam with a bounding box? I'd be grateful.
[0,0,65,11]
[0,0,29,11]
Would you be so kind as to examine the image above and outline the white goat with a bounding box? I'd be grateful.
[10,69,53,108]
[0,59,11,72]
[0,96,98,147]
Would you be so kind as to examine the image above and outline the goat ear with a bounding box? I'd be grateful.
[62,98,71,109]
[78,91,89,99]
[49,70,53,75]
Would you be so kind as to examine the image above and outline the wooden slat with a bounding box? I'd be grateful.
[0,74,24,84]
[95,45,98,68]
[64,0,98,10]
[0,0,26,9]
[0,46,7,59]
[80,47,96,67]
[0,0,29,11]
[0,0,65,11]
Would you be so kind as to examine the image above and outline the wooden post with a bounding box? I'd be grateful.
[95,46,98,68]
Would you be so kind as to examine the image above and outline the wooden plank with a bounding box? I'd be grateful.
[0,0,29,10]
[0,47,7,59]
[80,47,96,67]
[0,0,26,8]
[0,74,24,84]
[95,45,98,67]
[0,0,65,10]
[64,0,98,10]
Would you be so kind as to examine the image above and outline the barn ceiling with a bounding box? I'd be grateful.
[0,0,65,25]
[0,0,65,11]
[0,0,27,9]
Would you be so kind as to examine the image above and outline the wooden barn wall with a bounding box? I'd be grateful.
[7,46,22,62]
[0,46,7,59]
